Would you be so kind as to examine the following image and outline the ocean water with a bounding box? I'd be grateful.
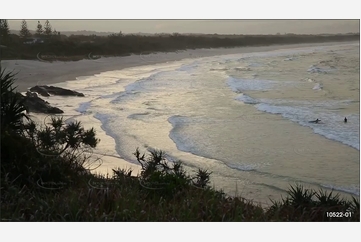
[40,42,360,204]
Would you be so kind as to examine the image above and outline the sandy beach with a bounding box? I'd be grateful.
[2,41,359,204]
[2,42,353,93]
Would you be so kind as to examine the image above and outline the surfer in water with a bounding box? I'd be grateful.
[309,118,320,124]
[344,117,347,123]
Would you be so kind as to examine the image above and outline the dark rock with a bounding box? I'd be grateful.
[29,85,85,97]
[18,92,64,114]
[26,91,38,98]
[29,86,50,97]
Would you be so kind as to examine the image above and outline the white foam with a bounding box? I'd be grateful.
[247,63,262,67]
[307,65,333,74]
[255,102,360,150]
[227,77,278,92]
[216,46,314,64]
[234,67,252,71]
[210,68,228,71]
[235,94,259,104]
[168,115,200,155]
[227,163,259,171]
[176,60,199,72]
[94,112,112,124]
[283,57,294,61]
[76,102,91,113]
[312,83,323,90]
[321,184,360,196]
[127,112,150,120]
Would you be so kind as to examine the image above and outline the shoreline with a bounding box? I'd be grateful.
[2,41,358,93]
[4,41,359,202]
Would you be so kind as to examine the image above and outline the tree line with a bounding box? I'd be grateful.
[1,19,359,61]
[0,20,59,41]
[0,19,10,44]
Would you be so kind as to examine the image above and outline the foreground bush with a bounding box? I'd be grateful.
[1,149,265,221]
[1,68,100,189]
[133,148,213,197]
[2,146,359,221]
[0,67,29,133]
[267,184,359,221]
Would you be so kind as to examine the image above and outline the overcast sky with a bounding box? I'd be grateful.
[7,20,360,35]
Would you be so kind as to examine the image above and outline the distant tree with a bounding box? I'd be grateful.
[35,21,43,37]
[20,20,31,39]
[52,28,58,35]
[44,20,52,36]
[0,19,10,42]
[108,31,123,41]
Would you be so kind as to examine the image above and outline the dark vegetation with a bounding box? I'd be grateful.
[1,20,359,61]
[1,68,359,221]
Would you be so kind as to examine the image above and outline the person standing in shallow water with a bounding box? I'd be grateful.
[344,117,347,123]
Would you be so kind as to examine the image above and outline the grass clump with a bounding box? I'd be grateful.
[133,148,211,197]
[266,184,359,221]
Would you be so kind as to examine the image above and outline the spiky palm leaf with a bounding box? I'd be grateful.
[0,67,29,133]
[287,184,315,207]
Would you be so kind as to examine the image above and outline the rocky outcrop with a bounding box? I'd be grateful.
[18,85,84,114]
[17,91,64,114]
[29,85,85,97]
